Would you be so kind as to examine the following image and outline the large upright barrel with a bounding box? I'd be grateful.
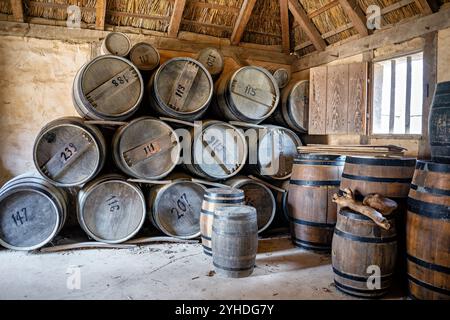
[268,80,309,133]
[112,117,180,180]
[148,57,213,121]
[429,81,450,164]
[407,161,450,300]
[249,125,302,180]
[212,205,258,278]
[225,176,276,233]
[215,66,280,124]
[0,174,68,251]
[129,42,160,71]
[184,121,248,181]
[33,117,106,187]
[332,208,398,298]
[288,155,345,251]
[77,174,146,244]
[200,188,245,256]
[73,55,144,121]
[148,179,206,239]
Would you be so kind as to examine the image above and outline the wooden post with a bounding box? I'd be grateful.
[10,0,24,22]
[288,0,326,51]
[231,0,257,45]
[168,0,187,38]
[95,0,107,30]
[279,0,290,53]
[338,0,369,36]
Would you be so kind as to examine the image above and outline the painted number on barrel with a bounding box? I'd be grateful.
[60,143,78,163]
[207,136,225,154]
[112,74,129,87]
[171,193,191,220]
[106,196,120,212]
[175,84,186,98]
[245,85,256,97]
[143,142,161,157]
[139,55,149,64]
[12,208,28,226]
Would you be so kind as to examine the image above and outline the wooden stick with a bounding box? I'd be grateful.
[125,237,199,245]
[40,242,137,253]
[362,194,398,216]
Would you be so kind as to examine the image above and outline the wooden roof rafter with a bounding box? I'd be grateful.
[95,0,107,30]
[10,0,24,22]
[414,0,433,14]
[338,0,368,36]
[231,0,257,45]
[279,0,290,53]
[168,0,187,38]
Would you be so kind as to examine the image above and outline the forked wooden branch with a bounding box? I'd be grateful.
[332,188,391,230]
[362,194,398,216]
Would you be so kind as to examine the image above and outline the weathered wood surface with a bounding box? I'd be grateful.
[429,81,450,164]
[212,205,258,278]
[101,32,131,56]
[129,42,160,71]
[309,67,327,135]
[197,47,224,78]
[326,64,349,134]
[348,62,367,135]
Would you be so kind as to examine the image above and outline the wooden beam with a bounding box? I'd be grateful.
[288,0,326,51]
[10,0,24,22]
[167,0,187,38]
[414,0,433,14]
[279,0,290,53]
[95,0,107,30]
[308,0,340,19]
[231,0,257,45]
[339,0,368,36]
[293,7,450,71]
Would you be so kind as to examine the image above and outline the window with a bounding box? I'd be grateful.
[372,52,423,135]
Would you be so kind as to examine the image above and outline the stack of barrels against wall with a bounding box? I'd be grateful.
[0,31,306,258]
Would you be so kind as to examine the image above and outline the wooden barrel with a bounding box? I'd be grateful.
[197,47,224,79]
[184,121,248,181]
[275,180,290,225]
[33,117,106,187]
[200,188,245,256]
[212,205,258,278]
[101,32,131,57]
[288,155,345,251]
[215,66,280,124]
[73,55,144,121]
[129,42,160,71]
[112,117,180,180]
[0,174,67,251]
[270,67,291,89]
[332,208,398,298]
[429,81,450,164]
[225,176,276,233]
[148,57,213,121]
[77,174,146,244]
[249,125,302,180]
[148,179,206,239]
[268,80,309,133]
[406,161,450,300]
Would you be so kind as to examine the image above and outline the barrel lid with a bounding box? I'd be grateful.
[193,122,247,180]
[153,57,213,114]
[129,42,160,71]
[258,126,302,179]
[115,117,180,180]
[285,80,309,131]
[103,32,131,56]
[79,179,145,243]
[228,66,280,121]
[0,186,59,250]
[339,207,396,221]
[34,118,103,186]
[272,68,290,89]
[197,47,224,76]
[214,205,257,219]
[79,55,143,118]
[153,181,205,239]
[205,188,244,198]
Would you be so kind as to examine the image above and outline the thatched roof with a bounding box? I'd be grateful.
[0,0,439,56]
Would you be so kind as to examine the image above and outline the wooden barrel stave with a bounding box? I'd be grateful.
[212,205,258,278]
[407,161,450,300]
[429,81,450,164]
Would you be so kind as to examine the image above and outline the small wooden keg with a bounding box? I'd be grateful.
[407,161,450,300]
[249,125,302,180]
[101,32,131,57]
[429,81,450,164]
[288,155,345,251]
[269,80,309,132]
[332,208,398,298]
[200,188,245,256]
[270,67,291,89]
[73,55,144,121]
[212,205,258,278]
[33,117,106,187]
[215,66,280,124]
[148,57,213,121]
[0,174,67,251]
[148,179,206,239]
[129,42,160,71]
[225,176,276,233]
[77,174,146,243]
[112,117,180,180]
[184,121,248,181]
[197,47,224,79]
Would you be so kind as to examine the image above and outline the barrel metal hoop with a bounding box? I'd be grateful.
[416,161,450,173]
[291,236,331,249]
[407,275,450,296]
[290,180,341,187]
[293,160,346,166]
[407,254,450,275]
[334,228,397,244]
[341,173,412,184]
[288,216,336,228]
[213,262,253,272]
[332,267,393,282]
[200,209,215,216]
[407,197,450,220]
[204,198,245,204]
[345,157,416,167]
[201,234,212,241]
[334,280,388,296]
[410,184,450,197]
